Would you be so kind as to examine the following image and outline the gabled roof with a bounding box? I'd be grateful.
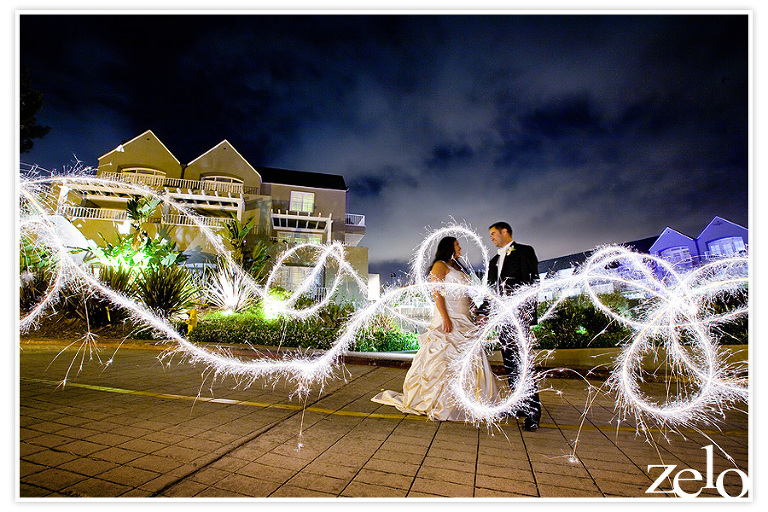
[648,227,695,253]
[186,140,261,179]
[696,216,748,237]
[97,129,180,164]
[258,166,347,191]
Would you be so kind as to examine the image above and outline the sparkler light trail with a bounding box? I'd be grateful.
[19,171,748,447]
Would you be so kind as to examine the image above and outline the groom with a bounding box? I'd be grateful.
[485,222,542,432]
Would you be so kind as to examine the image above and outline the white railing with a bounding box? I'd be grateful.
[345,213,366,227]
[98,171,261,196]
[165,177,245,196]
[162,214,228,229]
[58,205,129,221]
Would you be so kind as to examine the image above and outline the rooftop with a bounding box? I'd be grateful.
[257,166,348,191]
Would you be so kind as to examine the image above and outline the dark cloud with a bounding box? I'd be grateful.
[19,14,749,284]
[425,141,476,170]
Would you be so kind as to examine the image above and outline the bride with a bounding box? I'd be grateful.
[371,236,500,421]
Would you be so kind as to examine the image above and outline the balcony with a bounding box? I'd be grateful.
[162,213,228,229]
[58,205,227,230]
[98,171,261,196]
[59,205,129,221]
[345,213,365,227]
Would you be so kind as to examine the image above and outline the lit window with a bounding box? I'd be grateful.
[201,176,243,185]
[277,232,322,245]
[121,167,166,177]
[708,237,746,257]
[275,265,321,291]
[660,246,692,265]
[290,191,315,213]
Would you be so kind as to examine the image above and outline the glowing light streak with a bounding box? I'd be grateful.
[19,172,748,448]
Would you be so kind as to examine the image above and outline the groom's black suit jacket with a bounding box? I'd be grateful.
[486,242,539,324]
[487,242,539,294]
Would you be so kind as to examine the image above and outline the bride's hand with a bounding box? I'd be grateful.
[442,317,453,334]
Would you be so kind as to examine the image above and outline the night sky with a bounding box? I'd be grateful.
[19,13,750,282]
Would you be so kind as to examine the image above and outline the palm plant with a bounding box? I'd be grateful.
[133,265,200,322]
[205,265,258,314]
[126,196,161,249]
[246,239,273,283]
[222,213,254,266]
[19,234,54,311]
[58,265,135,327]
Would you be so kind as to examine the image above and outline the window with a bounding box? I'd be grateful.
[120,167,166,177]
[118,168,166,185]
[277,232,323,245]
[290,191,315,213]
[708,237,746,257]
[660,246,692,265]
[120,167,165,181]
[274,265,322,292]
[201,175,243,185]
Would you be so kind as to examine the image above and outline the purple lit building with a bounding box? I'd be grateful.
[538,216,748,301]
[648,216,748,268]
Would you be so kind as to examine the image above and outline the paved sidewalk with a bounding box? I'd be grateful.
[19,340,749,499]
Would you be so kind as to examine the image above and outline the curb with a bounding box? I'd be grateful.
[19,337,747,381]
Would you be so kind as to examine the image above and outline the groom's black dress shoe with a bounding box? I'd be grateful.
[523,418,539,432]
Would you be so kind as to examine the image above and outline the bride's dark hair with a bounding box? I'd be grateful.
[429,236,469,274]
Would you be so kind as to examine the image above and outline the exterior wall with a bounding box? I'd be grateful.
[696,217,749,257]
[184,141,262,188]
[97,131,182,178]
[648,228,699,260]
[243,196,273,237]
[324,245,369,305]
[263,183,348,242]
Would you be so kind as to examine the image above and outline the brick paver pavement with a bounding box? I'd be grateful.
[18,341,750,499]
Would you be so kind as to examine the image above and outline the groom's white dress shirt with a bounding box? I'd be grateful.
[497,240,514,279]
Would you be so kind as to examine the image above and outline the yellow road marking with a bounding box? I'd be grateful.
[20,377,747,435]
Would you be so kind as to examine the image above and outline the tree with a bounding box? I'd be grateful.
[20,67,50,154]
[223,213,255,267]
[126,197,161,250]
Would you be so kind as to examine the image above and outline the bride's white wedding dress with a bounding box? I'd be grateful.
[371,267,500,421]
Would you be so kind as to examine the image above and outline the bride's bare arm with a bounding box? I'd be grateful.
[430,261,453,334]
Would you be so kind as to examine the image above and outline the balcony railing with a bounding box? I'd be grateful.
[58,205,229,230]
[162,214,228,229]
[98,171,261,196]
[59,205,129,221]
[345,213,366,227]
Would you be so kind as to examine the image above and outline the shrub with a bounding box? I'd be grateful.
[354,315,419,352]
[19,267,53,312]
[533,294,633,350]
[188,307,345,349]
[57,265,135,327]
[133,265,200,322]
[705,288,748,345]
[83,231,187,271]
[533,290,749,349]
[19,234,55,311]
[188,301,420,352]
[204,265,259,314]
